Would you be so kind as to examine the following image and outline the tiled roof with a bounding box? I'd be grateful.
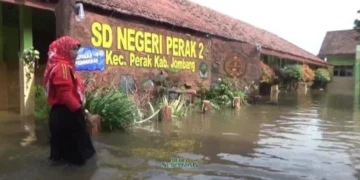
[318,29,360,58]
[80,0,328,65]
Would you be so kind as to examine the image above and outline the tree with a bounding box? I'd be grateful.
[355,10,360,32]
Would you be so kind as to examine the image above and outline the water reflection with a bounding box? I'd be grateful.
[1,91,360,179]
[20,116,37,147]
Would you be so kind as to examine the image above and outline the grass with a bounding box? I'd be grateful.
[84,87,142,131]
[34,83,158,131]
[34,85,50,121]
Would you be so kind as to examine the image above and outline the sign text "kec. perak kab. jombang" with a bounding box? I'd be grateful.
[90,22,206,72]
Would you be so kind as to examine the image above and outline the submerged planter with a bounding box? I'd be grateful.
[270,84,279,103]
[233,97,241,109]
[202,100,211,113]
[87,114,102,136]
[297,82,308,94]
[159,106,172,122]
[271,84,279,94]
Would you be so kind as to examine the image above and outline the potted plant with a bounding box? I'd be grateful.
[298,64,315,92]
[283,64,303,91]
[314,68,331,89]
[19,47,40,90]
[259,61,277,95]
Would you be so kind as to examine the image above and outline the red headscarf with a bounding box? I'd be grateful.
[45,36,80,71]
[44,36,85,107]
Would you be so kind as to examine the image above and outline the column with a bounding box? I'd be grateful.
[55,0,72,37]
[355,45,360,101]
[270,84,279,103]
[19,6,34,116]
[0,3,3,61]
[0,3,7,110]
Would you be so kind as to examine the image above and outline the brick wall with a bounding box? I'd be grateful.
[69,9,260,92]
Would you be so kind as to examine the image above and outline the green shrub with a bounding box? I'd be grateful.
[315,68,331,83]
[34,84,144,131]
[234,90,248,106]
[84,87,141,131]
[34,85,50,121]
[204,78,248,108]
[283,65,303,82]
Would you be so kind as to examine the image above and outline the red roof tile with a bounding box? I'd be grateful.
[80,0,328,65]
[318,29,360,58]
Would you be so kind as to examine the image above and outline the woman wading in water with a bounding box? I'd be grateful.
[44,36,96,165]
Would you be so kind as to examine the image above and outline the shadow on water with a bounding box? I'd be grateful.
[0,111,98,180]
[1,90,360,179]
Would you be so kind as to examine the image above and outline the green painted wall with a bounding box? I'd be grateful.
[327,56,355,66]
[357,45,360,60]
[327,56,355,76]
[19,6,33,51]
[355,45,360,99]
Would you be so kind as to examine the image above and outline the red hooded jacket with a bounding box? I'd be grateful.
[44,36,85,112]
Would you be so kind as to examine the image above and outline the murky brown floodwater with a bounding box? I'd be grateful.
[1,91,360,180]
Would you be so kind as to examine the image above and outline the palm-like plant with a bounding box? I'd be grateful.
[160,96,188,118]
[84,87,141,131]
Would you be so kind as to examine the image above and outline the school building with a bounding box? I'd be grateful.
[318,29,360,95]
[0,0,330,116]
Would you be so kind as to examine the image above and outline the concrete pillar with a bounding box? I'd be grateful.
[201,100,211,113]
[87,114,102,136]
[158,106,172,122]
[355,45,360,98]
[232,97,241,109]
[19,6,34,116]
[0,3,2,62]
[270,84,279,103]
[0,3,7,110]
[355,45,360,109]
[55,0,72,37]
[297,82,308,94]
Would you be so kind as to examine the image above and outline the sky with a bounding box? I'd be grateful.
[189,0,360,55]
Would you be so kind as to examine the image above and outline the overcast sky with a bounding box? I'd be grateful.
[189,0,360,55]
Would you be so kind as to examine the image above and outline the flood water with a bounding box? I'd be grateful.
[1,91,360,180]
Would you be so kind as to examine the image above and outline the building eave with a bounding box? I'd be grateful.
[0,0,55,11]
[261,48,332,67]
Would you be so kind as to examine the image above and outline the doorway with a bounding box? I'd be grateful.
[32,8,56,85]
[0,2,56,112]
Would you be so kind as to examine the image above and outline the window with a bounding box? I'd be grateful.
[333,65,353,77]
[261,54,269,65]
[346,68,353,76]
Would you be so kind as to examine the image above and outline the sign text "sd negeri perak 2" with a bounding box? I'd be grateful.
[90,22,205,72]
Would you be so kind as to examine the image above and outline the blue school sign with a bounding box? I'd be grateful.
[75,47,105,71]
